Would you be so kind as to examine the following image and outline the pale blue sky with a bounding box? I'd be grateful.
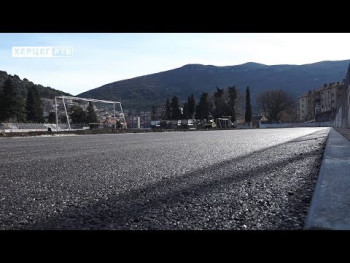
[1,33,350,95]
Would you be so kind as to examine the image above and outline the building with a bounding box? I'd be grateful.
[335,64,350,128]
[299,82,344,122]
[319,82,343,113]
[299,90,315,121]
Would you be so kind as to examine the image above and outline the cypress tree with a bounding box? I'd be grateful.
[170,96,181,120]
[196,92,210,120]
[86,101,98,123]
[245,86,252,123]
[228,86,237,122]
[183,102,188,119]
[151,105,157,120]
[165,98,171,120]
[188,94,196,119]
[213,88,226,118]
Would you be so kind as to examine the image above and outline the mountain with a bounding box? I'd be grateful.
[78,60,350,113]
[0,70,71,99]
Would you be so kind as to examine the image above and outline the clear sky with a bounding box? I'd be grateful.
[1,33,350,95]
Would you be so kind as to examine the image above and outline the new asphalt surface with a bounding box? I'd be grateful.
[0,127,329,230]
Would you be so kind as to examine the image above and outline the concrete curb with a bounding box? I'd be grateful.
[305,128,350,230]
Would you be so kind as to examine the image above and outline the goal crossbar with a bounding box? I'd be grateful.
[58,96,120,104]
[54,96,126,132]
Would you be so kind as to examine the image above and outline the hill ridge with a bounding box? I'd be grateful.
[0,70,71,99]
[74,59,350,112]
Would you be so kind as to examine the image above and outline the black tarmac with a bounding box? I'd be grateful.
[0,128,329,230]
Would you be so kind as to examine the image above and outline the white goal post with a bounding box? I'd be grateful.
[54,96,126,132]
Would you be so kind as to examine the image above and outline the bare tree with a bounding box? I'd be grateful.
[257,89,295,123]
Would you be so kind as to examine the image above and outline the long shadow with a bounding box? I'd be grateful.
[27,129,329,230]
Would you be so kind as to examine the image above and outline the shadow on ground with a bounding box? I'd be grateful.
[26,130,329,230]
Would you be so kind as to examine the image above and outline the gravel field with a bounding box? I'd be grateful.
[0,127,329,230]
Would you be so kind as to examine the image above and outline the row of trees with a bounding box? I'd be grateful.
[0,77,99,124]
[1,76,296,125]
[67,102,98,124]
[0,78,44,122]
[153,87,296,124]
[47,102,99,124]
[154,86,253,123]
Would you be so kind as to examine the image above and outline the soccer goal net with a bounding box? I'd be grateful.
[54,96,127,131]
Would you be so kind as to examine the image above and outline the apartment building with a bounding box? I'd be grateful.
[299,82,344,122]
[336,64,350,128]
